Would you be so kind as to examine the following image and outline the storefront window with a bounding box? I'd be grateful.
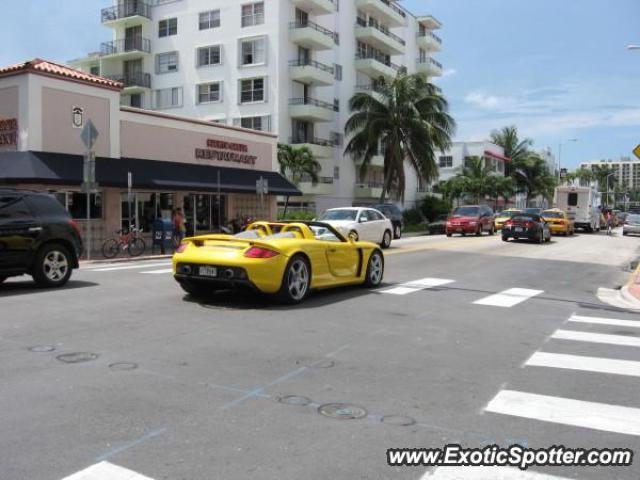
[184,193,226,235]
[121,192,175,231]
[67,192,102,219]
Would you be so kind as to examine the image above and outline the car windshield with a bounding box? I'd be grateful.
[542,211,564,219]
[234,230,262,239]
[451,206,479,217]
[513,214,540,222]
[318,210,357,221]
[627,214,640,223]
[498,211,520,218]
[524,208,542,214]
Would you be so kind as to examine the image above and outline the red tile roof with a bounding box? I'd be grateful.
[0,59,122,91]
[485,150,512,163]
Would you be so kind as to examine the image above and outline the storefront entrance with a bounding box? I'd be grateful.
[183,193,226,236]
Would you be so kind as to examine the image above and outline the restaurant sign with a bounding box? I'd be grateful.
[0,118,18,146]
[195,139,257,166]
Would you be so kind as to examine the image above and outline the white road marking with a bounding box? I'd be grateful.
[473,288,543,308]
[140,269,174,274]
[381,277,454,295]
[569,314,640,329]
[88,262,171,272]
[61,461,155,480]
[422,466,571,479]
[485,390,640,436]
[552,329,640,348]
[526,351,640,377]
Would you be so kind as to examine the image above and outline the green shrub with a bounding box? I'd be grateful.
[420,195,451,222]
[278,210,317,221]
[402,207,424,225]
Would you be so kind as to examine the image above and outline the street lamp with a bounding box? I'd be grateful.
[558,139,578,184]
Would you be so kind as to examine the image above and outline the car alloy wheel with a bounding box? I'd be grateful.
[363,250,384,287]
[279,255,310,304]
[381,230,392,249]
[33,243,72,287]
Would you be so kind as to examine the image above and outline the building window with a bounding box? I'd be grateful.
[67,192,103,220]
[154,87,183,109]
[333,98,340,112]
[156,51,179,73]
[330,132,343,146]
[197,45,222,67]
[241,2,264,27]
[240,37,266,66]
[439,156,453,168]
[197,82,222,104]
[240,116,269,132]
[90,65,100,76]
[239,78,265,103]
[159,18,178,37]
[129,94,142,108]
[333,166,340,179]
[334,64,342,81]
[199,10,220,30]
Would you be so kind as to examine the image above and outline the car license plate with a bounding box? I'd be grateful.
[198,266,217,277]
[515,227,523,232]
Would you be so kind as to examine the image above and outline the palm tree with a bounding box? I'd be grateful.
[490,126,533,176]
[511,153,556,206]
[486,175,515,210]
[344,72,455,203]
[277,144,321,186]
[565,168,594,186]
[458,156,493,203]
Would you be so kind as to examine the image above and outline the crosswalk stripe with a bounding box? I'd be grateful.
[569,314,640,329]
[61,461,155,480]
[422,466,571,479]
[473,288,543,308]
[89,262,171,272]
[526,351,640,377]
[381,277,454,295]
[485,390,640,436]
[141,269,174,274]
[552,329,640,348]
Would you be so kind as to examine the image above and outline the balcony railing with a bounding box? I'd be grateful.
[101,37,151,56]
[289,97,337,111]
[356,182,385,188]
[104,72,151,89]
[355,17,406,45]
[101,2,152,22]
[355,53,402,72]
[288,59,335,74]
[380,0,406,18]
[417,30,442,44]
[289,136,335,147]
[289,20,338,43]
[300,174,334,184]
[417,57,443,69]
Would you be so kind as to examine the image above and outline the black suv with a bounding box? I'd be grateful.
[373,204,404,239]
[0,189,82,287]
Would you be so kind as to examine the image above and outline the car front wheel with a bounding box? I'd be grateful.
[363,250,384,287]
[394,224,402,239]
[380,230,392,249]
[32,243,72,288]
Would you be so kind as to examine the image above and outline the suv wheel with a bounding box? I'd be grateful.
[394,224,402,239]
[32,243,72,287]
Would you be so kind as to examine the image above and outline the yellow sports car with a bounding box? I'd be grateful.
[542,209,575,235]
[494,209,522,230]
[172,221,384,304]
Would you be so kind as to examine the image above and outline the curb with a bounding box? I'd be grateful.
[80,254,172,266]
[624,261,640,303]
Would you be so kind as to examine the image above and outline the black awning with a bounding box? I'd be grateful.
[0,151,301,196]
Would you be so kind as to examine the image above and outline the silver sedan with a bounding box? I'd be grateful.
[623,213,640,236]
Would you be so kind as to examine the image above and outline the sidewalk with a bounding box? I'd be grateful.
[80,253,172,266]
[621,261,640,306]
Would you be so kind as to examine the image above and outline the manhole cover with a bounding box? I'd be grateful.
[28,345,56,353]
[318,403,367,420]
[381,415,416,427]
[109,362,138,371]
[277,395,312,406]
[313,359,335,369]
[56,352,99,364]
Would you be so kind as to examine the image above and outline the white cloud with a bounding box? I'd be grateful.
[441,68,457,77]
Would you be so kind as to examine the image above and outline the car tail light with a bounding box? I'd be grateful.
[68,219,81,236]
[176,242,189,253]
[504,220,513,227]
[523,221,534,228]
[244,246,279,258]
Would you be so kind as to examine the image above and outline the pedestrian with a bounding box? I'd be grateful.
[173,207,186,246]
[605,209,614,235]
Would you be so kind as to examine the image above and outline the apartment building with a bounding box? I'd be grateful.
[435,141,509,183]
[70,0,443,213]
[579,157,640,190]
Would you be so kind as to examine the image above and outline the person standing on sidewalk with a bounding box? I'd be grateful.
[173,208,186,247]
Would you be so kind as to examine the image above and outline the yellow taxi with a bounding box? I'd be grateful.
[494,209,522,231]
[541,209,575,236]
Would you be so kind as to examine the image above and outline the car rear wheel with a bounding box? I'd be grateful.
[394,224,402,239]
[476,225,482,236]
[380,230,392,249]
[489,225,495,235]
[32,243,72,288]
[277,254,310,304]
[502,235,509,242]
[363,250,384,288]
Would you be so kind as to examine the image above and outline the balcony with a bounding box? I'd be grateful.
[101,37,151,60]
[290,137,334,158]
[289,21,337,50]
[417,31,442,52]
[416,57,443,77]
[290,0,335,15]
[101,2,152,27]
[289,59,335,86]
[355,0,406,27]
[355,53,402,80]
[299,176,335,196]
[104,72,151,94]
[354,182,384,199]
[289,97,336,122]
[355,155,385,168]
[354,18,405,55]
[417,15,442,30]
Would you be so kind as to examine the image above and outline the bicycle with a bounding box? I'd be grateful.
[101,227,146,259]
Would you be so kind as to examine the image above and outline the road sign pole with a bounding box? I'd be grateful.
[80,120,99,261]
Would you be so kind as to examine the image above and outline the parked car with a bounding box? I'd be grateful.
[445,205,495,237]
[428,214,448,235]
[541,208,575,236]
[494,209,522,231]
[317,207,394,248]
[502,213,551,243]
[623,213,640,236]
[0,189,82,287]
[372,204,403,239]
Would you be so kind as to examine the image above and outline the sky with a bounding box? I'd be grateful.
[1,0,639,169]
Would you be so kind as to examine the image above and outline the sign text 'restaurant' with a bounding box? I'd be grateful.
[195,139,257,165]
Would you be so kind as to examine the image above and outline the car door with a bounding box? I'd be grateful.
[368,209,387,242]
[318,230,359,278]
[0,195,42,271]
[355,210,373,242]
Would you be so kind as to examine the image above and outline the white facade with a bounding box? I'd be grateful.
[70,0,443,213]
[435,141,508,183]
[579,157,640,190]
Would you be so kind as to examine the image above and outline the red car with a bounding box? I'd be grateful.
[446,205,496,237]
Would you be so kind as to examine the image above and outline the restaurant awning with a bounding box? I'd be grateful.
[0,151,301,196]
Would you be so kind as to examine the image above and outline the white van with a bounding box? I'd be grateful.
[554,186,601,232]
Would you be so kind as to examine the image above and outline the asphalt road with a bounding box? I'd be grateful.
[1,230,639,480]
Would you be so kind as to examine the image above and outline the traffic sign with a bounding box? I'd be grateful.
[81,120,99,150]
[633,144,640,161]
[256,177,268,195]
